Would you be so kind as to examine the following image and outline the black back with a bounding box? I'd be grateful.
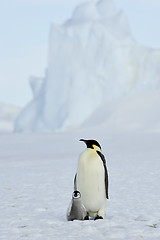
[97,151,109,199]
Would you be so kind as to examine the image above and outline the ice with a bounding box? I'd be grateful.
[97,0,117,17]
[71,1,100,23]
[82,90,160,133]
[0,103,20,133]
[15,0,160,132]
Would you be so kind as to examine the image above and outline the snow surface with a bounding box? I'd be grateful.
[15,0,160,132]
[1,89,160,239]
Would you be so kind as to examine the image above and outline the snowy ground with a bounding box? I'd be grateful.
[0,127,160,240]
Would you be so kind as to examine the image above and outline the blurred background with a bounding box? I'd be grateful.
[0,0,160,133]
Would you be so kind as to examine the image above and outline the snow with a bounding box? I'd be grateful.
[1,128,160,239]
[1,88,160,239]
[14,0,160,132]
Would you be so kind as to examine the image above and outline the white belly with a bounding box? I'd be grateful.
[77,149,106,213]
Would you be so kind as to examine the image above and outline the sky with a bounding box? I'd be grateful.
[0,0,160,108]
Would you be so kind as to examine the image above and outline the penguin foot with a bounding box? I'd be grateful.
[84,215,89,220]
[94,215,103,220]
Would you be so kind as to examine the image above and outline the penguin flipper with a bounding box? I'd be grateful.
[96,151,109,199]
[67,200,73,221]
[74,173,77,191]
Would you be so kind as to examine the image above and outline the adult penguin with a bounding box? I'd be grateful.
[74,139,109,220]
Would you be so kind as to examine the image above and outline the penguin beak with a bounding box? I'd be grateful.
[79,139,87,143]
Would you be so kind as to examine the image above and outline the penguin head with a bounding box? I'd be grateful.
[80,139,101,151]
[72,190,81,199]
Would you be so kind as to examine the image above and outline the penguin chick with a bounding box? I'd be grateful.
[67,191,87,221]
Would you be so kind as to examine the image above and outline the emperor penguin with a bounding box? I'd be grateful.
[74,139,109,220]
[67,190,87,221]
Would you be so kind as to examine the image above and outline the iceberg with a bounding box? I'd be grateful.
[0,103,20,133]
[15,0,160,132]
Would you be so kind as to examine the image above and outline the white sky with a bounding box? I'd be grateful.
[0,0,160,107]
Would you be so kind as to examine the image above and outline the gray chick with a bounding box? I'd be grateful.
[67,191,87,221]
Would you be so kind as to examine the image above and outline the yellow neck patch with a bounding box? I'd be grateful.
[92,144,101,151]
